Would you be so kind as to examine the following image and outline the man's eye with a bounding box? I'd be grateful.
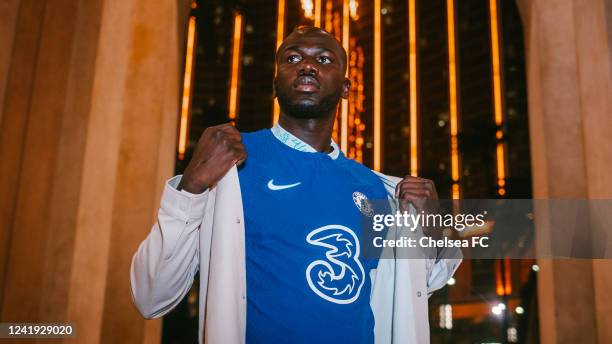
[287,55,302,63]
[318,56,332,64]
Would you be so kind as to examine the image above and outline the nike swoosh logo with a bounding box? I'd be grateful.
[267,179,301,191]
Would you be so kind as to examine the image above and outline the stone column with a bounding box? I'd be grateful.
[518,0,612,343]
[0,0,21,125]
[0,0,191,342]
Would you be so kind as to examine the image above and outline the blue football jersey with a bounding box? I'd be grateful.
[238,128,389,344]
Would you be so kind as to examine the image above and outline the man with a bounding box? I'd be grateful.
[131,26,461,343]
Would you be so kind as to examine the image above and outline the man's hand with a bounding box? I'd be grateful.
[395,176,438,214]
[395,176,441,238]
[178,123,247,194]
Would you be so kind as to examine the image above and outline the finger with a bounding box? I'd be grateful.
[218,124,241,135]
[398,199,412,212]
[400,181,435,196]
[231,147,247,165]
[218,154,243,171]
[395,180,417,197]
[233,153,247,166]
[235,156,247,166]
[398,183,433,196]
[398,188,431,200]
[400,179,432,187]
[396,177,432,196]
[230,142,246,154]
[217,128,242,143]
[220,135,243,149]
[225,132,243,144]
[211,124,239,137]
[398,182,434,193]
[397,195,425,212]
[205,123,232,138]
[402,175,431,182]
[213,122,234,129]
[218,125,241,136]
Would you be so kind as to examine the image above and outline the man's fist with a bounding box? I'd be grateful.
[395,175,438,214]
[178,123,247,194]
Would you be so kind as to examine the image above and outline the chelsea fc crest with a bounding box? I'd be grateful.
[352,192,374,217]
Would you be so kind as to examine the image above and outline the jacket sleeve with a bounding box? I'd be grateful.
[425,254,462,296]
[130,175,209,319]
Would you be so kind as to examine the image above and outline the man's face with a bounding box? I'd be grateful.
[274,30,350,119]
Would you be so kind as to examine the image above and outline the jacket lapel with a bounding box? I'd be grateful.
[204,166,247,344]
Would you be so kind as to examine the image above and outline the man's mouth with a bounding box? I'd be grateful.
[293,76,320,92]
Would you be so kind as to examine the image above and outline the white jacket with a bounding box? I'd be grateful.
[130,166,461,343]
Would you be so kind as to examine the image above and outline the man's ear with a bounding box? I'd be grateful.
[341,78,351,99]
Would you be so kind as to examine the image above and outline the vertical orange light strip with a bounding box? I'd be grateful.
[228,12,243,123]
[178,15,197,160]
[489,0,503,127]
[489,0,506,196]
[325,0,333,32]
[408,0,418,176]
[340,0,350,153]
[495,259,513,295]
[496,144,505,180]
[496,142,506,195]
[349,42,365,162]
[314,0,322,27]
[504,258,512,295]
[495,260,504,295]
[446,0,460,199]
[373,0,382,171]
[331,6,342,142]
[273,0,286,124]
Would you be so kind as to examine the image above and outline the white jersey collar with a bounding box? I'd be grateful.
[271,123,340,160]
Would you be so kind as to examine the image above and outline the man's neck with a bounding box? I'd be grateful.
[278,113,335,153]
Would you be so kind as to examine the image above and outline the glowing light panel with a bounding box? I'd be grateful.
[178,15,197,160]
[228,12,243,122]
[373,0,382,171]
[409,0,418,176]
[273,0,286,124]
[314,0,322,27]
[447,0,460,199]
[490,0,507,196]
[340,0,350,153]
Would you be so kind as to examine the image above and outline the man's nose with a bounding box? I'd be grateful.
[298,57,318,76]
